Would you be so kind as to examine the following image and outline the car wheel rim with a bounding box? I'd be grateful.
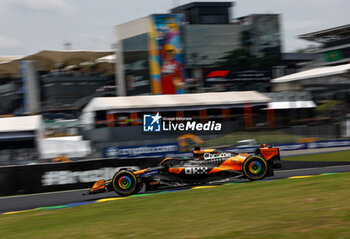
[118,176,132,189]
[249,161,262,174]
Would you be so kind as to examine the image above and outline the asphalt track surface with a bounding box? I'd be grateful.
[1,164,350,214]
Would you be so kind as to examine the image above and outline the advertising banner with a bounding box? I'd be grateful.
[0,157,163,196]
[125,69,151,96]
[204,69,271,85]
[148,14,185,94]
[103,143,179,159]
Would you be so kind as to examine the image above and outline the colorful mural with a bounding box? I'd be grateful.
[148,14,185,94]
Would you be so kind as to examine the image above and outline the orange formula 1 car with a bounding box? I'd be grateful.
[87,144,281,196]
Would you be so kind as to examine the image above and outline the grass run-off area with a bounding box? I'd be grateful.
[1,173,350,239]
[199,130,308,147]
[284,150,350,162]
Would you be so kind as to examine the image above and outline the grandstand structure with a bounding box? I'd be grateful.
[299,24,350,66]
[0,50,115,116]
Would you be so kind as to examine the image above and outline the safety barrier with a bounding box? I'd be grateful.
[0,157,163,196]
[1,139,350,196]
[227,140,350,153]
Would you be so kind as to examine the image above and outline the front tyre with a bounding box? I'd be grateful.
[112,170,139,196]
[242,156,268,180]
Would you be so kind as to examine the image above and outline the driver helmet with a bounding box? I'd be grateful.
[193,146,202,159]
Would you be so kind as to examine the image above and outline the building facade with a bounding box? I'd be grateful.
[115,2,282,96]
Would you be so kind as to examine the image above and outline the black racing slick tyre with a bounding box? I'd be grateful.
[112,170,139,196]
[242,155,268,181]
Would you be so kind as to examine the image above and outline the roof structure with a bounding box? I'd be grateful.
[171,2,233,12]
[271,63,350,83]
[0,56,23,63]
[96,54,116,64]
[298,24,350,43]
[0,50,114,76]
[267,101,316,110]
[83,91,270,113]
[0,115,42,132]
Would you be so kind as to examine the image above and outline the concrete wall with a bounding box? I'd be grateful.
[115,17,150,96]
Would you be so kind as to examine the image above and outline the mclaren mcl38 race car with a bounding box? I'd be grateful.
[86,144,281,196]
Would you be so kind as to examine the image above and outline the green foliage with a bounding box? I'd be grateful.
[284,150,350,162]
[199,130,305,147]
[316,100,342,113]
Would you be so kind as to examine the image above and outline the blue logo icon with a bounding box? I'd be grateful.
[143,113,161,132]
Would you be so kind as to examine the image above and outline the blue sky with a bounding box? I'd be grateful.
[0,0,349,55]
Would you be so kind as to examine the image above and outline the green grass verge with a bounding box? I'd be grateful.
[1,173,350,239]
[200,131,308,147]
[284,150,350,162]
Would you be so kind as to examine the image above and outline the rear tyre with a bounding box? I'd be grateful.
[242,156,268,181]
[135,182,144,193]
[112,170,139,196]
